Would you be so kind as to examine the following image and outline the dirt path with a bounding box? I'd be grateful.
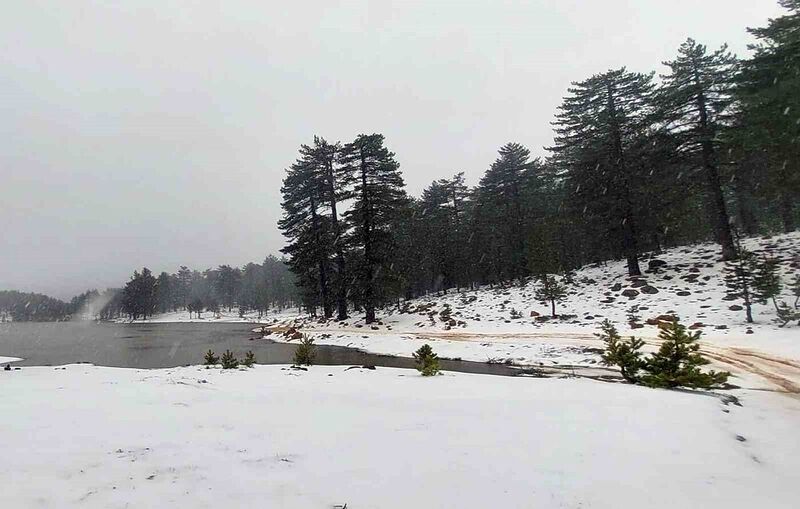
[266,325,800,393]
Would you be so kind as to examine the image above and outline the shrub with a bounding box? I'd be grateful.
[220,349,239,369]
[413,344,440,376]
[640,322,729,389]
[598,320,645,383]
[203,349,219,366]
[293,335,316,366]
[599,320,729,390]
[242,350,256,367]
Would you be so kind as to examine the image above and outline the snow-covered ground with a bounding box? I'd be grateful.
[265,232,800,392]
[2,363,799,509]
[1,355,21,364]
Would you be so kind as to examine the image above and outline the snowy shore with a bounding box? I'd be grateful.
[2,363,799,508]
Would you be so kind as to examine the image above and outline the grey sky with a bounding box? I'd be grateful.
[0,0,784,299]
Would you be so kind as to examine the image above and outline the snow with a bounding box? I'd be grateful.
[265,232,800,392]
[0,355,21,364]
[2,363,798,508]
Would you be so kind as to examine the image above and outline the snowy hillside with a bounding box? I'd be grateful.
[269,232,800,391]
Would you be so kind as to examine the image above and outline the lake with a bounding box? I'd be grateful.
[0,321,520,375]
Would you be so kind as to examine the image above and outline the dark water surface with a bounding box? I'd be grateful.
[0,321,519,375]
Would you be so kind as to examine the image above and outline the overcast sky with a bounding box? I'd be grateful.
[0,0,784,299]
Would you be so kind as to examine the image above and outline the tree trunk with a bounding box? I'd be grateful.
[550,299,556,318]
[360,151,376,324]
[694,83,735,260]
[779,193,795,233]
[309,195,333,319]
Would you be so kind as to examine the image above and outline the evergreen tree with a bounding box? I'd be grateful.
[155,271,172,314]
[311,136,351,320]
[339,134,408,323]
[736,1,800,232]
[550,68,656,276]
[657,39,738,260]
[752,256,783,313]
[641,321,729,389]
[534,274,567,317]
[598,320,645,383]
[723,240,758,323]
[279,146,335,318]
[473,143,535,281]
[413,344,441,376]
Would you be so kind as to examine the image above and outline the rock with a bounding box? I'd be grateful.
[721,295,738,301]
[530,311,540,317]
[715,325,728,330]
[648,259,667,269]
[640,285,659,294]
[746,328,754,335]
[630,279,648,288]
[290,331,303,340]
[621,289,640,299]
[611,283,622,292]
[728,305,743,311]
[688,322,705,330]
[676,291,691,297]
[3,364,10,371]
[629,322,645,329]
[654,314,678,323]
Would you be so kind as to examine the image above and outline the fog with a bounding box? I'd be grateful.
[0,0,782,299]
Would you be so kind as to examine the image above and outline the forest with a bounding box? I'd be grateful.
[279,4,799,323]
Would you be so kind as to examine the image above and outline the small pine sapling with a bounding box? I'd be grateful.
[413,344,440,376]
[293,334,316,366]
[242,350,256,367]
[203,349,219,366]
[534,274,567,318]
[220,349,239,369]
[790,274,800,309]
[752,256,782,313]
[598,320,645,383]
[723,239,758,323]
[640,321,729,390]
[775,301,800,327]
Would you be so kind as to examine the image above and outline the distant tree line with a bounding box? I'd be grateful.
[279,3,799,322]
[0,256,297,322]
[116,255,298,321]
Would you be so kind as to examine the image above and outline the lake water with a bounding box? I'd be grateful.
[0,321,520,376]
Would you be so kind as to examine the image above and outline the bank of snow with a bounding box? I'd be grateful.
[2,364,798,508]
[269,232,800,374]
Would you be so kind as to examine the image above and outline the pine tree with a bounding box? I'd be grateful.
[204,349,219,365]
[598,320,645,383]
[311,136,351,320]
[723,236,758,323]
[339,134,408,323]
[279,146,335,318]
[220,349,239,369]
[293,334,316,366]
[736,1,800,232]
[473,143,535,281]
[641,321,729,389]
[242,350,256,368]
[657,39,738,260]
[413,344,440,376]
[550,68,656,276]
[534,274,567,318]
[753,256,783,313]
